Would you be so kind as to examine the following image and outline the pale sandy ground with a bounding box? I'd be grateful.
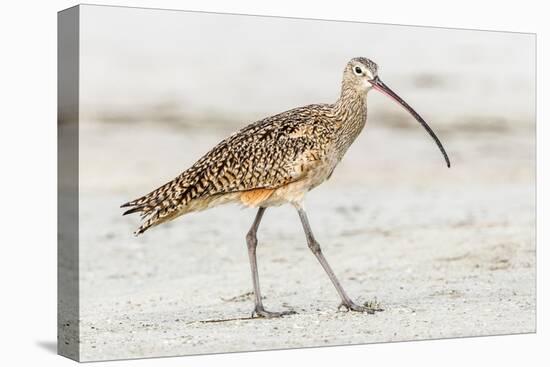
[65,121,535,361]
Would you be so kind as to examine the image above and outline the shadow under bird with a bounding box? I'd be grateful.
[121,57,450,318]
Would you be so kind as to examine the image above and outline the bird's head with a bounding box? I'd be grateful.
[343,57,450,168]
[344,57,379,93]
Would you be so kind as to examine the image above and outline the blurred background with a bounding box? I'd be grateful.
[77,5,536,193]
[72,5,536,361]
[80,6,535,130]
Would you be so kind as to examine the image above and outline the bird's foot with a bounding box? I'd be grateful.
[338,299,384,314]
[251,306,296,319]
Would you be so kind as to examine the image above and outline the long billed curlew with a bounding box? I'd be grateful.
[121,57,450,318]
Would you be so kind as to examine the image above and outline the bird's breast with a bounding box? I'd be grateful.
[256,153,341,207]
[293,152,341,192]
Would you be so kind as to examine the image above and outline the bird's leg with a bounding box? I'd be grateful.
[246,207,296,318]
[294,204,377,314]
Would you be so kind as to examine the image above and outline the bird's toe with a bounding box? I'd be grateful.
[338,300,383,314]
[251,307,297,318]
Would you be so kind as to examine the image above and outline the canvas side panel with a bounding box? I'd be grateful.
[58,5,80,362]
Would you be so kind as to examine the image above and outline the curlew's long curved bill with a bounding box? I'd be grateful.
[369,76,451,168]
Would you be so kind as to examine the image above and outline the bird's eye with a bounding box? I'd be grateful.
[354,66,363,75]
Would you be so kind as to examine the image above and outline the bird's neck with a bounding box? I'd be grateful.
[332,86,368,145]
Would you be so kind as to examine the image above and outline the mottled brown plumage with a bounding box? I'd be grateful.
[122,57,450,317]
[122,58,377,235]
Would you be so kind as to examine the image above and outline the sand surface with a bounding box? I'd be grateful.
[65,122,536,361]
